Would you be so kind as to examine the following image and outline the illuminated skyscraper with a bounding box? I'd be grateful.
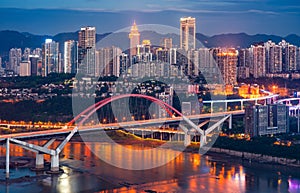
[78,26,96,76]
[79,27,96,49]
[42,39,59,76]
[250,44,266,78]
[180,17,196,51]
[129,21,140,59]
[64,40,78,74]
[214,48,238,85]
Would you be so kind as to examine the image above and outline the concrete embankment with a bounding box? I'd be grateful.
[209,147,300,167]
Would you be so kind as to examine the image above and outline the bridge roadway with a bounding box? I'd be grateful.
[0,110,244,141]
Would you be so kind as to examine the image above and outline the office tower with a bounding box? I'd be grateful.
[245,104,289,137]
[180,17,196,51]
[0,57,2,67]
[162,38,173,50]
[96,46,122,77]
[214,48,238,85]
[250,45,266,78]
[19,61,31,76]
[9,48,22,74]
[42,39,59,76]
[78,26,96,76]
[29,55,39,76]
[129,21,140,59]
[64,40,78,74]
[237,48,250,78]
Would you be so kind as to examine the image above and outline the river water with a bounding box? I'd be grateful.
[1,140,300,193]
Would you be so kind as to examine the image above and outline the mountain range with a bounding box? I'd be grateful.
[0,30,299,59]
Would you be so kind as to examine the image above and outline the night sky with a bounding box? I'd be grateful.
[1,0,300,35]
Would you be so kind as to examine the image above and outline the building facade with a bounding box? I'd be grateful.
[180,17,196,51]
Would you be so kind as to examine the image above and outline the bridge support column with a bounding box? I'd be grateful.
[184,134,191,147]
[241,101,244,110]
[35,153,44,170]
[211,102,214,113]
[50,154,59,173]
[6,138,10,179]
[225,102,228,112]
[160,132,163,141]
[200,135,207,148]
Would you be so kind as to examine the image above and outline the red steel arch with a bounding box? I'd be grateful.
[68,94,183,126]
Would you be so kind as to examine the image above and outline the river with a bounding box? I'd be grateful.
[1,139,300,193]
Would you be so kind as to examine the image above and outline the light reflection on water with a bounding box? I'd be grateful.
[0,140,300,193]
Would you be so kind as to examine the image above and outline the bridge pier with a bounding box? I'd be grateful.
[184,134,191,147]
[50,154,59,173]
[200,135,207,148]
[6,138,10,179]
[35,153,44,170]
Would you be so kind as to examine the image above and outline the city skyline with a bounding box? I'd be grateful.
[1,0,300,36]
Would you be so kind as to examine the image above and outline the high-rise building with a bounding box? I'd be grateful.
[245,104,289,137]
[19,61,31,76]
[214,48,238,85]
[9,48,22,74]
[78,27,96,49]
[129,21,140,59]
[285,45,297,72]
[29,55,39,76]
[250,45,266,78]
[42,39,59,76]
[78,27,96,76]
[96,46,122,77]
[64,40,78,74]
[156,48,169,63]
[186,49,199,76]
[23,48,31,61]
[180,17,196,51]
[162,38,173,50]
[279,40,297,72]
[119,53,129,76]
[137,40,152,63]
[32,48,42,58]
[268,45,282,73]
[238,48,250,78]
